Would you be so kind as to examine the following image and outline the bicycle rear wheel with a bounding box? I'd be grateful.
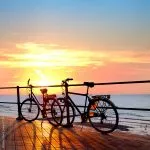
[88,98,119,134]
[46,100,62,126]
[21,98,40,122]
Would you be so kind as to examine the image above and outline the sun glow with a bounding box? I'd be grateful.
[34,69,54,86]
[1,42,150,95]
[23,69,65,94]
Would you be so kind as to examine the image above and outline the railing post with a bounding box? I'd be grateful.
[16,86,23,120]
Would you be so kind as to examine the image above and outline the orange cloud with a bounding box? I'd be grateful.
[0,42,150,93]
[1,42,150,70]
[1,42,105,68]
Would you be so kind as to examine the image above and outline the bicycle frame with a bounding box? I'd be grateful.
[67,91,92,117]
[62,79,94,124]
[28,85,44,111]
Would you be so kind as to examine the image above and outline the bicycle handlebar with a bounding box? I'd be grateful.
[66,78,73,82]
[27,78,30,86]
[27,78,33,87]
[62,78,73,84]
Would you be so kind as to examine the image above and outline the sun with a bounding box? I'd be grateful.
[34,69,54,85]
[37,79,50,86]
[31,69,65,94]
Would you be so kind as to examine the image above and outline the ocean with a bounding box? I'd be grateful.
[0,94,150,135]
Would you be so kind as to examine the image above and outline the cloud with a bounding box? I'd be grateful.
[108,51,150,64]
[0,55,10,61]
[0,42,150,69]
[0,42,105,68]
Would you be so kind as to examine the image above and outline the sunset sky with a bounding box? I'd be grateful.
[0,0,150,94]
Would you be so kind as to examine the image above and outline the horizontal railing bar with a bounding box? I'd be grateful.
[0,101,150,112]
[119,117,150,122]
[0,86,18,89]
[0,102,18,104]
[21,85,63,88]
[76,105,150,111]
[67,80,150,87]
[116,107,150,111]
[1,80,150,89]
[119,120,150,125]
[94,80,150,86]
[0,85,62,89]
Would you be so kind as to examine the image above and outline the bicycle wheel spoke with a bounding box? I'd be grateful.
[21,98,40,121]
[46,100,62,126]
[58,99,75,126]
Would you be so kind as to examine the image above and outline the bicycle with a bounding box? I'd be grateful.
[54,78,119,134]
[20,79,62,126]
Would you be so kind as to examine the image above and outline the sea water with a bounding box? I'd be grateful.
[0,94,150,135]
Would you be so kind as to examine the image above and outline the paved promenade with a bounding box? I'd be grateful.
[0,116,150,150]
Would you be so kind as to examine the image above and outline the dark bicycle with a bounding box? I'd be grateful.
[54,78,119,134]
[20,79,62,126]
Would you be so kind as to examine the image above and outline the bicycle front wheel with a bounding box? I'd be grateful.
[88,98,119,134]
[46,100,62,126]
[58,98,75,126]
[21,98,40,122]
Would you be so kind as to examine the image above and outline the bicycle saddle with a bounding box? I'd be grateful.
[40,88,48,94]
[83,82,94,87]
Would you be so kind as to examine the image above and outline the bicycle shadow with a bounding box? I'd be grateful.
[0,117,88,150]
[40,121,102,149]
[27,120,150,150]
[40,122,78,149]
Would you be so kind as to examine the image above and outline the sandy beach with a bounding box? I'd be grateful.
[0,116,150,150]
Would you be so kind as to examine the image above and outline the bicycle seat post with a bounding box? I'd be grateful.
[86,86,90,95]
[83,82,94,113]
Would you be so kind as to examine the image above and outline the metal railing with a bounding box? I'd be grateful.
[0,80,150,126]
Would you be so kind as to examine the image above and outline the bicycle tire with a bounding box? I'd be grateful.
[88,98,119,134]
[58,98,75,126]
[46,100,62,126]
[21,98,40,122]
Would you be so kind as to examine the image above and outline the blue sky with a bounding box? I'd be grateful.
[0,0,150,93]
[0,0,150,50]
